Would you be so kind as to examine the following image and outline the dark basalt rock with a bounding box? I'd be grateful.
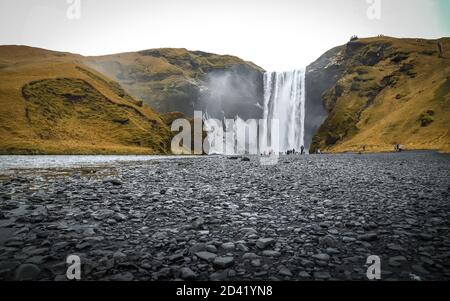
[0,152,449,281]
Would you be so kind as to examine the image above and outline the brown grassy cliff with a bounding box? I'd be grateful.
[309,37,450,153]
[0,46,172,154]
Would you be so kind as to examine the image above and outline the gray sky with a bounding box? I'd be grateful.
[1,0,449,71]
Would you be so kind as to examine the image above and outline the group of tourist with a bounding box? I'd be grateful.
[285,145,306,155]
[261,145,307,156]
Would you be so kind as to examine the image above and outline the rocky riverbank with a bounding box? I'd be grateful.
[0,152,449,281]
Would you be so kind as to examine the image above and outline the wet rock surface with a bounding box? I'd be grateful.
[0,152,449,281]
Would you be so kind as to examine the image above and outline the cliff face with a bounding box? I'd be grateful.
[85,49,265,120]
[305,45,346,150]
[307,37,450,153]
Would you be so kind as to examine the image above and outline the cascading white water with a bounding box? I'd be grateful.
[203,68,306,155]
[204,117,241,155]
[260,69,306,153]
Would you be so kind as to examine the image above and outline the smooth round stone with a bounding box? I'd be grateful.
[180,267,197,280]
[221,242,235,251]
[213,257,235,268]
[206,245,218,253]
[313,253,330,261]
[251,259,261,267]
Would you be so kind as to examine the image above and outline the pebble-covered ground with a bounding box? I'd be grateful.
[0,152,449,281]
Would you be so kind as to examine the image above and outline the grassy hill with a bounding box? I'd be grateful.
[309,37,450,153]
[84,48,265,118]
[0,46,172,154]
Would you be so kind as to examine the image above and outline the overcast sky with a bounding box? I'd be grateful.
[1,0,449,71]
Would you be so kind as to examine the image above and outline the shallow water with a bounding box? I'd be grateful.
[0,151,447,173]
[0,155,199,172]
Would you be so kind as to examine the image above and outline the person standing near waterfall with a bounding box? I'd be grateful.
[301,145,305,155]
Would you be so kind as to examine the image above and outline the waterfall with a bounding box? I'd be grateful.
[260,69,306,153]
[203,68,306,155]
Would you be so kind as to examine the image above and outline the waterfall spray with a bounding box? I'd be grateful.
[203,68,306,155]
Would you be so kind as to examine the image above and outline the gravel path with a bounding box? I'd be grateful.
[0,152,449,281]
